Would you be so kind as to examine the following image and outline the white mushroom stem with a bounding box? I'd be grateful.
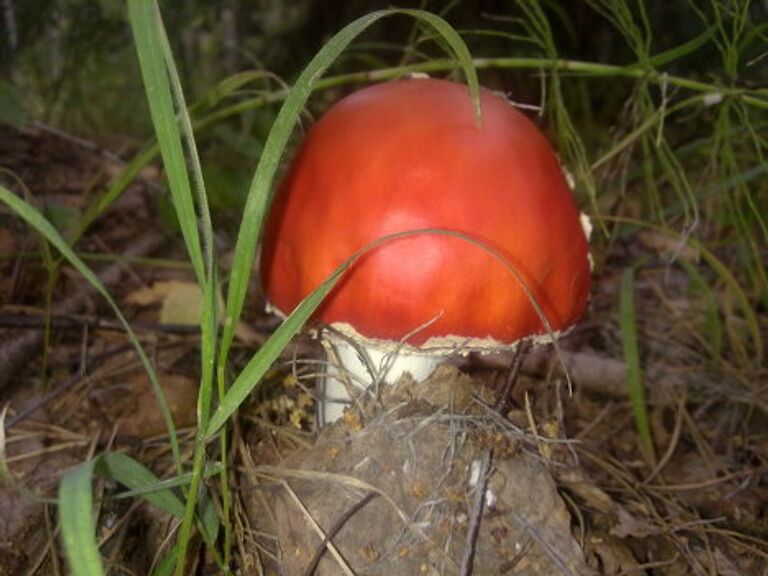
[318,332,442,425]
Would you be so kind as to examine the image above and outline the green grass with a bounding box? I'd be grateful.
[619,266,655,461]
[0,1,766,574]
[3,3,481,575]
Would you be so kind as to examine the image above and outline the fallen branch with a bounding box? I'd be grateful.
[469,347,628,399]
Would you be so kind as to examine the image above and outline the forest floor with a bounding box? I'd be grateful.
[0,123,766,575]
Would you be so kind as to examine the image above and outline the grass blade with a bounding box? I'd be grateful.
[110,465,222,502]
[619,267,655,460]
[128,0,225,566]
[58,451,217,576]
[59,460,103,576]
[127,0,205,285]
[135,0,220,431]
[645,25,715,68]
[99,453,186,517]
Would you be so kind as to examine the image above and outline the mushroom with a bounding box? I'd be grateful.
[261,78,591,425]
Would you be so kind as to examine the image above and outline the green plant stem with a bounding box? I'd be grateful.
[214,366,232,566]
[76,55,768,259]
[40,251,58,389]
[201,57,768,129]
[315,56,767,106]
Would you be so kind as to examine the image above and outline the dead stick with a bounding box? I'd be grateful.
[473,348,628,399]
[0,313,200,335]
[303,492,378,576]
[494,341,531,413]
[460,449,493,576]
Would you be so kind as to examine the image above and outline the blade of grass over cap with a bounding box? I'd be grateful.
[206,227,570,439]
[217,8,480,386]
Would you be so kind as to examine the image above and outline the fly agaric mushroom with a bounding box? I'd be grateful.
[261,78,591,425]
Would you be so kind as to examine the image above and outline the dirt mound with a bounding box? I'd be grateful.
[249,365,590,575]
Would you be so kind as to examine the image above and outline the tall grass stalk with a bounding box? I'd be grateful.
[128,4,481,574]
[129,1,224,564]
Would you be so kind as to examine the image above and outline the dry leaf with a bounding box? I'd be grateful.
[116,372,198,437]
[126,280,204,325]
[125,280,258,339]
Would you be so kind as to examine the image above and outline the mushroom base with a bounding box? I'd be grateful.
[249,365,590,575]
[318,331,443,425]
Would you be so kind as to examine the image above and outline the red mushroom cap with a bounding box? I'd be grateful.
[261,78,591,349]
